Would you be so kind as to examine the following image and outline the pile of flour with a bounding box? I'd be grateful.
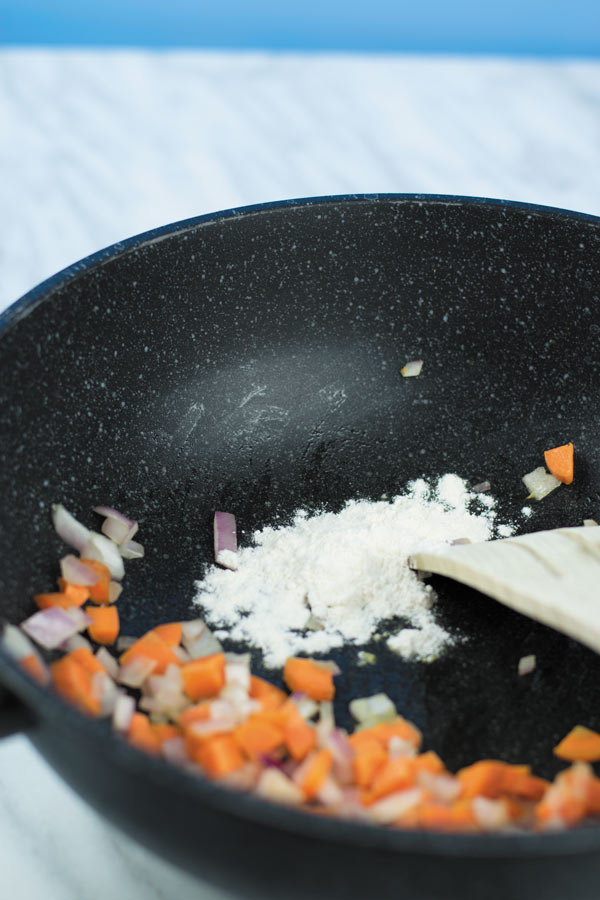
[193,475,514,668]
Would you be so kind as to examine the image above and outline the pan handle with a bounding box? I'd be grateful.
[0,685,37,738]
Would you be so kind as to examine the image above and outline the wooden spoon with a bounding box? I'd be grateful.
[410,525,600,653]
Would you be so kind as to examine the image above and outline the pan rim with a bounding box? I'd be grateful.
[2,192,600,860]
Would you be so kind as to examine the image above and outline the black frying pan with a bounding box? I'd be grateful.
[1,195,600,900]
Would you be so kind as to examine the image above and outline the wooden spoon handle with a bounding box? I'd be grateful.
[411,526,600,654]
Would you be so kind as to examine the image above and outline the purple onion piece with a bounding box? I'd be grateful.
[473,481,492,493]
[51,504,90,552]
[120,540,144,560]
[21,607,80,650]
[60,554,100,586]
[214,511,238,569]
[93,506,137,530]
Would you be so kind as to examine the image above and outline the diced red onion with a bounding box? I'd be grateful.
[60,634,93,653]
[120,540,144,560]
[60,554,100,586]
[1,623,37,660]
[256,768,304,806]
[369,787,423,824]
[93,506,138,545]
[116,635,137,652]
[472,796,510,831]
[316,701,335,745]
[225,653,251,691]
[161,736,189,766]
[219,762,261,792]
[316,774,345,807]
[292,695,319,720]
[62,606,93,632]
[181,619,206,644]
[185,627,223,659]
[518,654,536,676]
[117,656,157,688]
[96,646,119,679]
[417,770,462,804]
[92,671,119,717]
[112,692,136,732]
[473,481,492,493]
[451,537,472,546]
[21,607,81,650]
[325,729,354,785]
[401,359,423,378]
[388,736,417,759]
[93,505,136,529]
[51,504,90,552]
[214,511,238,569]
[188,716,237,737]
[81,532,125,580]
[171,645,191,663]
[108,581,123,604]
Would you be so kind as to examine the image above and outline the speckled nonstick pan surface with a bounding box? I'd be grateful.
[1,195,600,900]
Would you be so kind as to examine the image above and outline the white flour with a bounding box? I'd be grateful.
[193,475,514,668]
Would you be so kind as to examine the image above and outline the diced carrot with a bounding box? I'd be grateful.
[414,751,446,775]
[249,675,288,711]
[458,760,522,799]
[34,592,74,611]
[178,702,213,728]
[351,717,422,752]
[419,800,478,832]
[181,653,226,701]
[234,716,284,759]
[503,769,550,801]
[366,757,417,803]
[198,735,245,778]
[535,765,590,829]
[544,442,574,485]
[80,559,112,604]
[68,646,107,675]
[554,725,600,762]
[120,631,183,675]
[283,658,335,701]
[352,740,388,789]
[57,579,90,605]
[19,653,49,685]
[300,749,333,800]
[50,655,101,716]
[128,712,162,756]
[283,707,318,761]
[149,622,182,647]
[86,605,120,645]
[152,723,181,744]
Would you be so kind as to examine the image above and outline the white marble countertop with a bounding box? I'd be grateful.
[1,49,600,900]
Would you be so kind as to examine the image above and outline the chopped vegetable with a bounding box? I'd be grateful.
[522,466,561,501]
[401,360,423,378]
[472,481,491,493]
[20,499,600,835]
[21,607,81,650]
[81,532,125,580]
[214,511,238,570]
[81,559,112,604]
[544,442,574,485]
[518,654,536,676]
[181,653,226,700]
[50,652,101,716]
[86,605,120,645]
[283,657,335,701]
[554,725,600,762]
[51,504,90,552]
